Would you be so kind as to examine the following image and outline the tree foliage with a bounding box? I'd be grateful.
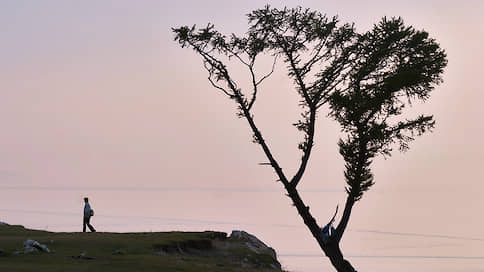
[329,17,447,201]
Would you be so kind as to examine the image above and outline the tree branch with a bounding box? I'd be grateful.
[247,55,278,111]
[203,61,235,98]
[291,107,317,187]
[286,52,313,105]
[334,194,355,243]
[255,55,278,86]
[235,93,290,186]
[300,38,329,77]
[274,35,313,106]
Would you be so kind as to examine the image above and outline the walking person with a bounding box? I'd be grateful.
[83,197,96,232]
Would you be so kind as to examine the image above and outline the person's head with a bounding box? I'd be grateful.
[84,197,89,203]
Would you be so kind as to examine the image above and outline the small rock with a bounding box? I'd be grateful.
[23,239,50,253]
[39,244,50,252]
[112,249,126,255]
[23,246,38,254]
[72,252,95,260]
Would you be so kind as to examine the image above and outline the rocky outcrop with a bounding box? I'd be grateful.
[230,230,277,260]
[150,230,281,270]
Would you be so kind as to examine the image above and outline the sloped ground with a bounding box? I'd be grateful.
[0,224,284,272]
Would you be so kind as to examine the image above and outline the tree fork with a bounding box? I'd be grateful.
[284,184,357,272]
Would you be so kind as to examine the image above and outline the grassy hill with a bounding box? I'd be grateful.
[0,224,284,272]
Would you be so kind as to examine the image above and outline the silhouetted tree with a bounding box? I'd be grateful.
[173,6,447,272]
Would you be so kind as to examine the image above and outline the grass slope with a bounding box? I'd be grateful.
[0,224,283,272]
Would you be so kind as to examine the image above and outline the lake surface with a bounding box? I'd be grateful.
[2,188,483,272]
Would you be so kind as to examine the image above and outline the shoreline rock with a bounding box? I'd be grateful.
[14,240,50,254]
[230,230,277,260]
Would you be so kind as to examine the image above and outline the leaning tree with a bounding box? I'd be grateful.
[173,6,447,272]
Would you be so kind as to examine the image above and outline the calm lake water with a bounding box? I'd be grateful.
[1,188,483,272]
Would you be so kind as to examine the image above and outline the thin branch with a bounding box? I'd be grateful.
[314,56,354,107]
[248,63,258,111]
[207,74,235,98]
[255,55,278,86]
[285,49,313,106]
[334,194,355,243]
[248,55,278,111]
[228,49,251,67]
[300,37,330,77]
[203,61,235,98]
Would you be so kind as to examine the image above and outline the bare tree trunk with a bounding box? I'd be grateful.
[284,184,357,272]
[323,242,357,272]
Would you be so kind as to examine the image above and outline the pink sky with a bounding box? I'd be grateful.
[1,1,483,271]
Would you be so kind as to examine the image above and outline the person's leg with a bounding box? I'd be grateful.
[83,217,87,232]
[86,216,96,232]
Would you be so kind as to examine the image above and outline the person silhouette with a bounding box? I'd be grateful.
[83,197,96,232]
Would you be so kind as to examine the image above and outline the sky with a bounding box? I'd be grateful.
[1,1,484,271]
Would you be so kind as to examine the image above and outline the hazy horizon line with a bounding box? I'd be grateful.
[0,185,342,193]
[279,254,484,260]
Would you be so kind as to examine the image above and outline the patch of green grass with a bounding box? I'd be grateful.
[0,225,283,272]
